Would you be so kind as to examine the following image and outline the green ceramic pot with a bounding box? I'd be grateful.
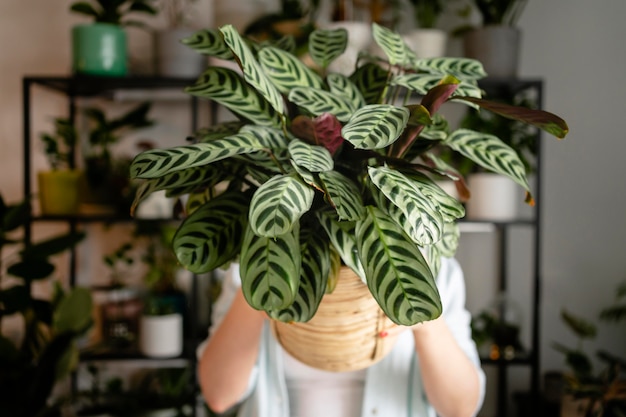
[72,23,127,76]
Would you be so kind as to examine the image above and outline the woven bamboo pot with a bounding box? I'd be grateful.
[270,267,399,372]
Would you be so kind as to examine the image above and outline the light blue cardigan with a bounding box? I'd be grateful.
[201,258,486,417]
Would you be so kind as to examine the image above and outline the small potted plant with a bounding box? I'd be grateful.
[80,101,154,214]
[38,116,83,215]
[554,282,626,417]
[460,0,528,77]
[405,0,448,58]
[130,23,568,370]
[70,0,158,76]
[0,193,91,417]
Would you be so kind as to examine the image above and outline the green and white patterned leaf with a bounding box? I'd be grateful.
[249,174,314,237]
[186,67,281,127]
[290,161,322,191]
[181,28,233,59]
[240,223,300,311]
[259,46,324,94]
[288,139,334,172]
[316,209,366,281]
[356,206,442,325]
[131,165,224,214]
[288,87,354,122]
[195,121,245,143]
[446,128,530,191]
[413,57,487,80]
[403,172,465,222]
[309,28,348,68]
[349,63,388,104]
[268,34,296,54]
[436,222,460,257]
[420,244,442,279]
[391,74,483,100]
[419,114,449,141]
[172,191,250,273]
[372,22,415,66]
[268,226,330,322]
[318,170,365,221]
[240,125,290,150]
[326,73,366,110]
[369,166,444,246]
[220,24,286,116]
[342,104,409,149]
[130,132,263,179]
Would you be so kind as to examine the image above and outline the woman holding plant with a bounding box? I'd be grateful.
[197,258,484,417]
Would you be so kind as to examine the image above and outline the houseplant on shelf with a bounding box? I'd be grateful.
[81,101,154,214]
[153,0,206,78]
[405,0,448,58]
[129,23,568,370]
[554,281,626,417]
[460,0,528,77]
[70,0,158,76]
[0,193,91,417]
[38,116,82,216]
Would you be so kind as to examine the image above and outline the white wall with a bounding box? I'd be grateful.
[1,0,625,414]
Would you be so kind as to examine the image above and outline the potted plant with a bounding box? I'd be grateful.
[405,0,448,58]
[554,281,626,417]
[153,0,206,78]
[38,116,83,215]
[70,0,158,76]
[0,193,91,417]
[460,0,528,77]
[80,101,154,214]
[129,23,568,369]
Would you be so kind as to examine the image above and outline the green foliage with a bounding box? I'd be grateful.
[0,193,91,417]
[554,282,626,417]
[39,117,77,170]
[130,23,568,326]
[409,0,445,28]
[471,0,528,26]
[70,0,158,26]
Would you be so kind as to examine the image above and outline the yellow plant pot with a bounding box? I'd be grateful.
[38,170,82,215]
[271,267,399,372]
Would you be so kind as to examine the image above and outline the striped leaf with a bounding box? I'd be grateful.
[288,87,355,122]
[391,74,483,99]
[369,166,444,246]
[308,28,348,68]
[349,62,388,104]
[130,165,225,215]
[436,222,460,258]
[195,121,245,143]
[419,114,449,141]
[316,209,366,281]
[265,34,297,54]
[372,22,415,66]
[268,225,330,322]
[186,67,281,127]
[446,128,530,192]
[288,139,334,172]
[290,161,323,191]
[327,247,341,293]
[220,25,286,116]
[172,191,250,273]
[420,244,442,279]
[249,174,314,237]
[402,172,465,222]
[241,124,290,150]
[342,104,409,149]
[130,132,263,179]
[181,28,233,59]
[413,57,487,80]
[259,46,324,94]
[240,223,301,311]
[356,206,442,325]
[318,170,366,221]
[327,73,366,110]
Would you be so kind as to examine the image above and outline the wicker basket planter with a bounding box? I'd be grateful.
[270,267,400,372]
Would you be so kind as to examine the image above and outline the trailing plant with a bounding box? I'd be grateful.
[70,0,158,26]
[129,23,568,326]
[554,282,626,417]
[0,193,90,417]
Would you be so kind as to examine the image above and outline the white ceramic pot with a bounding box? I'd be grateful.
[324,21,372,75]
[463,26,521,78]
[465,173,519,220]
[154,28,206,78]
[139,313,183,358]
[402,29,448,58]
